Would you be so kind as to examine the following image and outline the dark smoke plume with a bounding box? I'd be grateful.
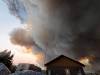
[5,0,100,71]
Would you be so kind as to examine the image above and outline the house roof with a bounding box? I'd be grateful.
[45,55,85,67]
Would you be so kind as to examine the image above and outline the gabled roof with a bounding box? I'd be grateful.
[45,55,85,67]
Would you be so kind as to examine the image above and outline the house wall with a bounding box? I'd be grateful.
[47,67,66,75]
[47,67,85,75]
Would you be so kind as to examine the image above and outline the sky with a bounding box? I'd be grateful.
[0,0,37,65]
[0,0,21,50]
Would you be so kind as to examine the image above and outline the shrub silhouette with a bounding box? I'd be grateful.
[0,50,13,72]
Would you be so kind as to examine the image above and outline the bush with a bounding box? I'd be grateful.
[0,50,14,72]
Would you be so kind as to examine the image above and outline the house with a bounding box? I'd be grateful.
[45,55,85,75]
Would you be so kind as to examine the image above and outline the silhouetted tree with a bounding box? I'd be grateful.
[0,50,13,72]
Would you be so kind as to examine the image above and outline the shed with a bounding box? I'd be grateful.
[45,55,85,75]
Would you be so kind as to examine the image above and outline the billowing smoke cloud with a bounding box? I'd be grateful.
[5,0,100,71]
[10,28,33,48]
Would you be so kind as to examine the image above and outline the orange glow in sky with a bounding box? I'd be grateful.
[79,57,91,66]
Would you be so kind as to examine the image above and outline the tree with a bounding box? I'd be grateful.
[0,50,13,72]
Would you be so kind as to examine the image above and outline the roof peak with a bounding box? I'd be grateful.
[45,55,85,67]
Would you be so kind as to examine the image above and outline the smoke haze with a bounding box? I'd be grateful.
[5,0,100,71]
